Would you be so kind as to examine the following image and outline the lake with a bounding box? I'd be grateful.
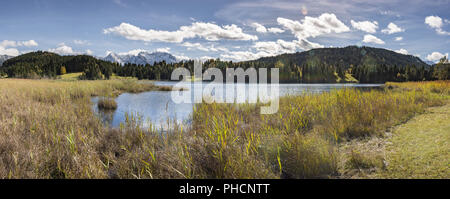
[92,81,381,130]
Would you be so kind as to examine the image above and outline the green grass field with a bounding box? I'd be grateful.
[378,103,450,178]
[58,73,137,81]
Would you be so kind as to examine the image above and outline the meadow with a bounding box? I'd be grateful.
[0,78,448,178]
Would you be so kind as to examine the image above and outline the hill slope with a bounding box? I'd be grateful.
[247,46,430,83]
[1,51,120,79]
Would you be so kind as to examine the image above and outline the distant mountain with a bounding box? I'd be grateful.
[425,61,435,66]
[0,55,14,66]
[103,51,177,65]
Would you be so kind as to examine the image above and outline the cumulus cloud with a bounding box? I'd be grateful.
[277,13,350,40]
[426,52,449,62]
[48,43,92,55]
[362,34,385,44]
[350,20,378,33]
[48,44,76,55]
[0,40,38,48]
[221,51,270,61]
[155,47,171,53]
[104,22,258,43]
[221,38,323,61]
[395,36,403,41]
[395,48,408,55]
[182,42,210,51]
[425,16,450,35]
[250,23,285,34]
[250,22,268,33]
[0,46,20,56]
[267,27,285,33]
[181,42,229,52]
[381,22,404,34]
[0,40,38,56]
[253,40,296,55]
[425,16,443,29]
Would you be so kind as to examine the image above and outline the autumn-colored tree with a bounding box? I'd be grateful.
[60,66,67,75]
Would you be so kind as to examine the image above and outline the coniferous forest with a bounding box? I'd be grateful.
[1,46,449,83]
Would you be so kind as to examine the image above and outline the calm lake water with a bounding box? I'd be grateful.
[92,81,381,130]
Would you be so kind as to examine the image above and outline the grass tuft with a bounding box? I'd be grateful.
[98,98,117,110]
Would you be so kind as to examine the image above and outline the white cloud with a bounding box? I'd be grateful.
[221,51,270,61]
[48,44,76,55]
[294,39,324,50]
[0,40,38,48]
[20,40,38,47]
[351,20,378,33]
[250,22,285,34]
[381,22,404,34]
[277,13,350,40]
[199,56,216,61]
[267,27,285,33]
[74,40,90,45]
[0,46,20,56]
[362,34,385,44]
[426,52,449,62]
[48,44,92,56]
[425,16,443,29]
[85,49,93,55]
[395,36,403,41]
[250,22,267,33]
[182,42,210,51]
[395,48,408,55]
[181,42,229,52]
[155,47,171,53]
[253,40,296,55]
[0,40,17,48]
[221,38,323,61]
[425,16,450,35]
[104,22,258,43]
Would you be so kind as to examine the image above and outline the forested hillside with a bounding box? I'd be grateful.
[1,51,121,79]
[248,46,431,83]
[1,46,448,83]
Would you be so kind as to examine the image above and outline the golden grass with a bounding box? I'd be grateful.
[0,79,448,179]
[190,81,449,178]
[58,72,83,80]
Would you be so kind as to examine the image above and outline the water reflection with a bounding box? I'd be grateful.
[92,81,381,130]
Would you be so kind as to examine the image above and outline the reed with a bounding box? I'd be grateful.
[0,78,447,178]
[98,98,117,110]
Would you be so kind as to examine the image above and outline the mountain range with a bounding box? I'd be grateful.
[102,51,178,65]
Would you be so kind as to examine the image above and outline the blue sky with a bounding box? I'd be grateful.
[0,0,449,62]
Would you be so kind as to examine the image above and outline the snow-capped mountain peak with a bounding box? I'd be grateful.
[103,50,177,65]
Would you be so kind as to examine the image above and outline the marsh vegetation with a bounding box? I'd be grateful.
[0,78,448,178]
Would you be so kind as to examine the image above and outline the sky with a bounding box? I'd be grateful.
[0,0,449,63]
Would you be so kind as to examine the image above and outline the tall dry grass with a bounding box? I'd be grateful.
[0,79,448,178]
